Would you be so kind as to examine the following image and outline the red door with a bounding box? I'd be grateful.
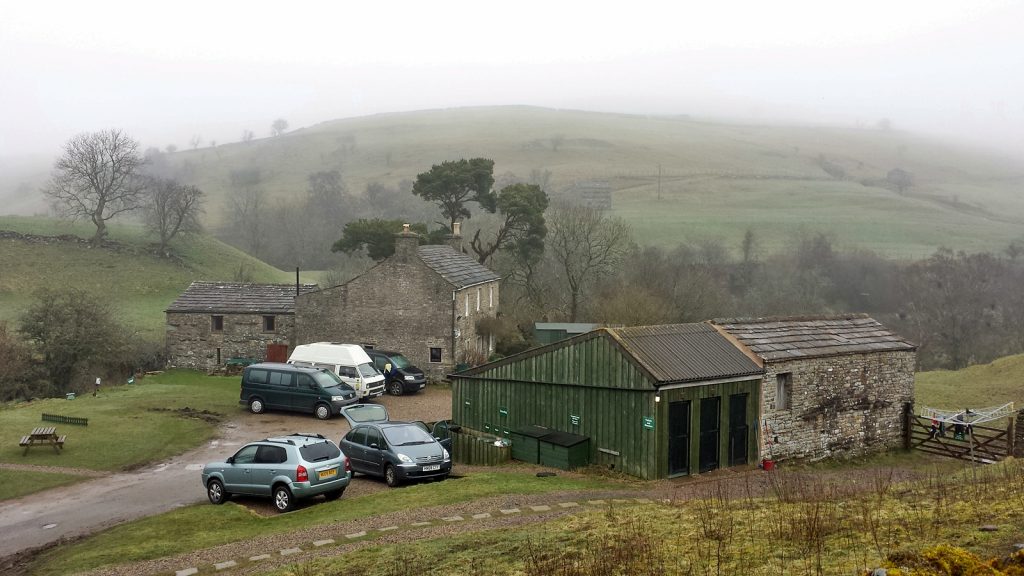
[266,343,289,363]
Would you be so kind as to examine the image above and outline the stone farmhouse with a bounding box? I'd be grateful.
[711,314,917,461]
[165,281,317,371]
[295,224,500,378]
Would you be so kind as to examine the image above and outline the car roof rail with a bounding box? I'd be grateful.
[289,433,326,440]
[263,438,297,445]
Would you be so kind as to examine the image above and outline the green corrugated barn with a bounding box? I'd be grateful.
[451,323,764,479]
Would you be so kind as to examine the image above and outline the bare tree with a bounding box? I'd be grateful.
[165,144,178,154]
[271,118,289,137]
[546,202,632,321]
[241,129,254,143]
[43,129,147,242]
[189,135,203,150]
[144,178,204,256]
[227,168,266,256]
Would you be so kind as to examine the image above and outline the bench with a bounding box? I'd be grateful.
[55,435,66,448]
[19,427,64,455]
[19,435,31,447]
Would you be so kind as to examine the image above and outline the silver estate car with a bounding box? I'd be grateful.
[201,433,352,512]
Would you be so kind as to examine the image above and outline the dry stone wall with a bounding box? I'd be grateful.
[760,350,915,461]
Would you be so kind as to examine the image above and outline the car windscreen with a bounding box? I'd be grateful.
[389,354,412,370]
[299,440,341,462]
[357,362,379,378]
[383,424,436,446]
[312,370,343,388]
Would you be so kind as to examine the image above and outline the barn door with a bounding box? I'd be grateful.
[729,393,749,466]
[266,343,289,363]
[699,396,721,473]
[668,400,691,476]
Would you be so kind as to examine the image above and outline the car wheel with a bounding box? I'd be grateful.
[273,485,295,512]
[387,380,404,396]
[249,398,264,414]
[314,403,331,420]
[207,479,229,504]
[384,464,400,487]
[324,488,345,501]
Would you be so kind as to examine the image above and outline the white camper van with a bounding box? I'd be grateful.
[288,342,386,401]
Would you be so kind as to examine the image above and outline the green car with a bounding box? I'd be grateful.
[201,433,352,512]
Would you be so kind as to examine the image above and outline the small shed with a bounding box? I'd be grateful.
[533,323,601,345]
[451,323,764,479]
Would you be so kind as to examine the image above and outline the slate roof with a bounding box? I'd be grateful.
[711,314,916,362]
[417,245,500,289]
[608,323,764,384]
[165,282,318,314]
[535,322,602,333]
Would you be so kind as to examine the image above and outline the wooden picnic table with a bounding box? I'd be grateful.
[19,426,66,456]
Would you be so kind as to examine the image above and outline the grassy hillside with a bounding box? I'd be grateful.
[164,106,1024,257]
[0,216,308,339]
[915,352,1024,411]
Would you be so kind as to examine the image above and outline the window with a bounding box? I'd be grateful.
[429,347,442,363]
[211,315,224,331]
[489,285,493,308]
[247,369,269,384]
[268,371,294,387]
[232,445,259,464]
[776,372,792,410]
[255,445,287,464]
[263,315,276,332]
[365,427,383,448]
[476,288,481,311]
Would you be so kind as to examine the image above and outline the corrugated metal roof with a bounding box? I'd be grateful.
[417,245,500,289]
[712,314,916,361]
[165,281,318,314]
[606,323,763,383]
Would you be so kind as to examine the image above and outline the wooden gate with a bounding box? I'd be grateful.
[906,414,1015,464]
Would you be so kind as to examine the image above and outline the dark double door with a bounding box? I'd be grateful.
[669,393,750,476]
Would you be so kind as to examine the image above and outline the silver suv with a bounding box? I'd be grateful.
[201,433,352,512]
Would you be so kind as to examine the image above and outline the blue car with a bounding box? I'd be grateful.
[201,433,352,512]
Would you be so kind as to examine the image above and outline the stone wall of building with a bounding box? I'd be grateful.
[760,350,916,461]
[295,255,499,380]
[165,312,296,371]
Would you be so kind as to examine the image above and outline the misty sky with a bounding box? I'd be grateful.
[2,0,1022,158]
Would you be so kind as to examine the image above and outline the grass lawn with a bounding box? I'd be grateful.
[0,370,240,485]
[0,469,86,499]
[29,470,628,576]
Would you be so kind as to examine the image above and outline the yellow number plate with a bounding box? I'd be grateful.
[318,468,338,480]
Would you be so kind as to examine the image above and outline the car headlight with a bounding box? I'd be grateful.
[443,449,450,460]
[397,453,412,463]
[331,395,345,402]
[404,375,415,381]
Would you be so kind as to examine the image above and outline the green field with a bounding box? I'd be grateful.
[160,106,1024,257]
[915,353,1024,412]
[0,216,309,338]
[0,370,240,489]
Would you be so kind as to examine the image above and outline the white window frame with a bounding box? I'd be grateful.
[476,288,481,311]
[464,293,469,317]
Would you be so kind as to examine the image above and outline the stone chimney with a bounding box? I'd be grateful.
[393,223,419,263]
[446,221,463,252]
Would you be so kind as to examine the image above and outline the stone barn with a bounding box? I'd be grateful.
[711,314,916,461]
[165,281,317,371]
[295,224,500,379]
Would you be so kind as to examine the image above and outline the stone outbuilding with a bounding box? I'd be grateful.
[295,224,500,379]
[165,281,317,371]
[711,314,916,462]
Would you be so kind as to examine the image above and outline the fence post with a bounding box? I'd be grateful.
[903,402,914,451]
[1008,415,1016,458]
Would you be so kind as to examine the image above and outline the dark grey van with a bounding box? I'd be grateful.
[240,362,358,420]
[364,349,426,396]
